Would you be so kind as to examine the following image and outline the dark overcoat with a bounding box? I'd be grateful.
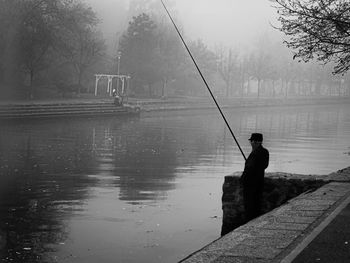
[241,145,269,185]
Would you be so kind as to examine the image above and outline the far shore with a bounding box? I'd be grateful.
[0,95,348,109]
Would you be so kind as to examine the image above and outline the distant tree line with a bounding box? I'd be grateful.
[0,0,349,100]
[118,8,350,98]
[118,11,217,98]
[215,35,350,98]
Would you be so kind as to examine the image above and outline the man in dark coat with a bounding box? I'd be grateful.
[240,133,269,221]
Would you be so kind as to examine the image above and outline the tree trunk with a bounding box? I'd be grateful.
[240,66,244,98]
[29,70,34,99]
[78,69,83,94]
[148,84,152,97]
[247,78,251,96]
[162,78,167,98]
[315,79,322,96]
[226,75,231,97]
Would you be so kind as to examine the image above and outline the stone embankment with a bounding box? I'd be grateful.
[181,167,350,263]
[0,96,348,118]
[130,96,349,112]
[0,101,139,119]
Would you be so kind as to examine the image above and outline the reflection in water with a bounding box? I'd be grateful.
[0,172,98,262]
[0,104,349,262]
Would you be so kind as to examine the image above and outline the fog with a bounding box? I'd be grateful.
[86,0,280,53]
[2,0,347,101]
[175,0,278,48]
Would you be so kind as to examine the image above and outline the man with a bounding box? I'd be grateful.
[113,89,122,106]
[240,133,269,221]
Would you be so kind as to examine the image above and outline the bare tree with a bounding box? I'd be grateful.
[249,35,273,98]
[217,47,240,97]
[273,0,350,74]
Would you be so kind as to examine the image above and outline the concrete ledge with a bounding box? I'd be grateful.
[181,170,350,262]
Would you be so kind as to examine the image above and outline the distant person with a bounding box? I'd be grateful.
[113,89,122,106]
[240,133,269,221]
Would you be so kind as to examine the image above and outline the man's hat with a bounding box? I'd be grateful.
[249,133,263,142]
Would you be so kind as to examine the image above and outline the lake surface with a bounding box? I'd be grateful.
[0,103,349,262]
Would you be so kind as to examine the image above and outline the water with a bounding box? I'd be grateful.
[0,103,349,262]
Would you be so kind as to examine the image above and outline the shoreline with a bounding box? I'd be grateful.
[0,96,348,119]
[134,96,350,112]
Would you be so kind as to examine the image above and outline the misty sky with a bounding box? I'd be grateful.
[175,0,278,47]
[86,0,280,52]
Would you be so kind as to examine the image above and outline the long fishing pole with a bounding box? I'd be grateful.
[160,0,247,161]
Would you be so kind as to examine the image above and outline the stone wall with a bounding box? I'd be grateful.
[221,176,325,235]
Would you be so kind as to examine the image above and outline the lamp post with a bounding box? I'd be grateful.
[116,51,122,94]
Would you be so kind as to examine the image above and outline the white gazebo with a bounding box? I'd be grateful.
[94,74,131,97]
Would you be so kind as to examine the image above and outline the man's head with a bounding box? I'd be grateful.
[249,133,263,149]
[249,133,263,142]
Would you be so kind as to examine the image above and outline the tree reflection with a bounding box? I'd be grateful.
[0,171,99,262]
[0,118,114,262]
[112,125,178,203]
[0,104,347,261]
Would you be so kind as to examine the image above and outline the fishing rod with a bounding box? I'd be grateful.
[160,0,247,161]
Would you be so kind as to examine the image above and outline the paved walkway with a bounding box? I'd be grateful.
[290,202,350,263]
[181,167,350,263]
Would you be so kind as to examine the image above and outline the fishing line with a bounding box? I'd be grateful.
[160,0,247,161]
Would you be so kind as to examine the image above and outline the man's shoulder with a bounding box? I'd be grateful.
[258,146,269,155]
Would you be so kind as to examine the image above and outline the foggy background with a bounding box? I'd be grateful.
[86,0,279,54]
[1,0,349,100]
